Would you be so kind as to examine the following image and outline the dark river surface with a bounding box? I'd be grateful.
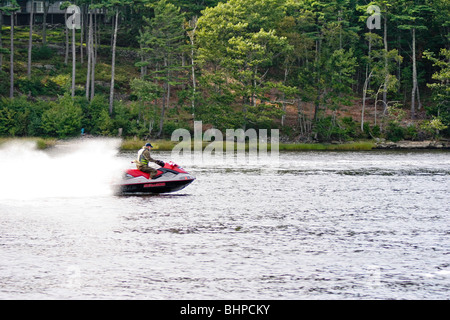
[0,139,449,299]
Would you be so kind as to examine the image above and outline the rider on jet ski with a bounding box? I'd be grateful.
[135,143,165,179]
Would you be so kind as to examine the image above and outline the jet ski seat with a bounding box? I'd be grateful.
[126,169,164,179]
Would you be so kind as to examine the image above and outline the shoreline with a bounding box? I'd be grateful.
[373,140,450,150]
[120,138,450,151]
[1,137,448,151]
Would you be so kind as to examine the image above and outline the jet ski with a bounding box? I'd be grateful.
[114,161,195,195]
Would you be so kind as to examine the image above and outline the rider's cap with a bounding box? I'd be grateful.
[145,143,153,147]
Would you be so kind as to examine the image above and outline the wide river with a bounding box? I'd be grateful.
[0,139,449,299]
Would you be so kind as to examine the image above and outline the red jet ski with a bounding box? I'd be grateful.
[114,161,195,195]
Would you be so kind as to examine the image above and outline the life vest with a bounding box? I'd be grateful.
[137,148,148,165]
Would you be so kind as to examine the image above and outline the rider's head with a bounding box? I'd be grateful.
[145,143,153,149]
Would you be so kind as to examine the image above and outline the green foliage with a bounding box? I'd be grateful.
[0,96,48,137]
[31,46,55,61]
[196,103,245,132]
[111,100,135,137]
[386,122,405,142]
[313,116,351,142]
[420,117,448,139]
[0,0,449,141]
[424,49,450,136]
[80,95,114,136]
[197,0,291,129]
[246,103,284,129]
[16,77,63,96]
[162,120,190,137]
[41,94,83,138]
[0,71,9,96]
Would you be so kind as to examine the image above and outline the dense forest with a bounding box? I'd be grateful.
[0,0,449,142]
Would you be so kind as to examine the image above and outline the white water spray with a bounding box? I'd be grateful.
[0,138,127,200]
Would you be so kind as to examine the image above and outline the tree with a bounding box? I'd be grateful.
[85,2,97,101]
[27,0,34,79]
[167,0,220,18]
[105,0,132,114]
[375,1,394,111]
[3,0,20,98]
[197,0,290,129]
[42,0,58,45]
[0,1,11,72]
[359,29,402,130]
[109,7,119,114]
[139,0,187,137]
[67,4,81,97]
[424,48,450,136]
[395,1,435,119]
[294,0,359,130]
[130,78,162,137]
[186,15,198,118]
[60,2,71,65]
[41,94,83,138]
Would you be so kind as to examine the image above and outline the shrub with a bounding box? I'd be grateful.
[420,117,448,139]
[31,45,55,60]
[41,94,82,138]
[112,100,135,137]
[162,120,190,138]
[370,125,381,138]
[16,77,44,96]
[341,116,362,139]
[16,76,63,96]
[74,98,114,136]
[385,122,405,142]
[313,116,349,142]
[405,124,418,140]
[0,70,9,96]
[80,95,113,135]
[0,96,48,136]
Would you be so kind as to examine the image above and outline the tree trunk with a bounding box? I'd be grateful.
[411,28,417,119]
[90,11,96,101]
[42,2,48,45]
[85,10,91,100]
[27,0,34,79]
[188,16,198,118]
[365,30,372,94]
[313,38,321,122]
[297,98,304,135]
[71,21,76,97]
[158,58,169,138]
[382,11,388,112]
[139,41,146,78]
[94,11,98,58]
[313,89,320,121]
[416,81,422,110]
[361,71,373,131]
[109,10,119,115]
[158,89,167,138]
[0,12,3,71]
[281,67,288,126]
[64,10,69,65]
[10,11,14,98]
[80,6,84,64]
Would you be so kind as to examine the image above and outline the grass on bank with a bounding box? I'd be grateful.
[120,139,376,151]
[0,137,375,151]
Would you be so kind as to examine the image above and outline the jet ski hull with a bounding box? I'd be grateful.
[118,178,194,194]
[114,162,195,195]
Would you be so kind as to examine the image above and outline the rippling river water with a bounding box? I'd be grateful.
[0,140,449,299]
